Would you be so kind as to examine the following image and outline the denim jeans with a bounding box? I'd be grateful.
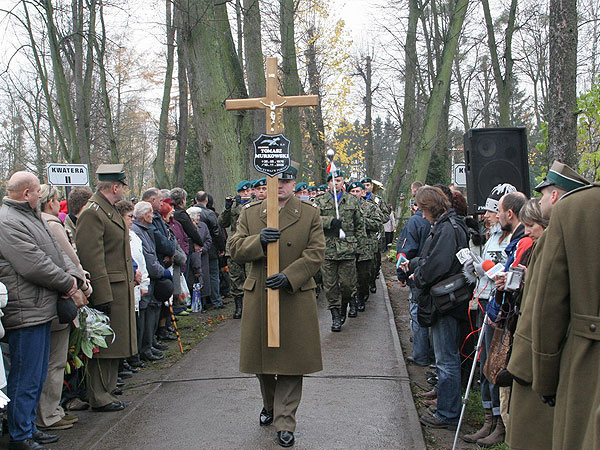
[6,321,51,442]
[409,293,433,365]
[209,257,223,306]
[480,320,500,415]
[431,314,461,423]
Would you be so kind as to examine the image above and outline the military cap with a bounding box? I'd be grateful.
[535,161,590,193]
[326,169,344,182]
[318,184,328,191]
[295,182,308,193]
[348,181,365,191]
[360,177,372,184]
[278,161,299,180]
[237,180,252,192]
[253,178,267,188]
[307,185,318,192]
[96,163,127,185]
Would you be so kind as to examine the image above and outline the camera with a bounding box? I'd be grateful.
[505,266,524,292]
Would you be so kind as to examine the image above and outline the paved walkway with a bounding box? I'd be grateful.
[45,275,425,450]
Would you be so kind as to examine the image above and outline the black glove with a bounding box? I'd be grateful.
[540,395,556,407]
[330,218,342,230]
[234,195,242,206]
[266,273,290,290]
[95,302,112,316]
[260,227,280,250]
[397,268,407,284]
[225,197,234,209]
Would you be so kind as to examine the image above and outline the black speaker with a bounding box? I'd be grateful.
[464,127,530,214]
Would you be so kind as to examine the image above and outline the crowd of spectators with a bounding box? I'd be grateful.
[398,160,593,448]
[0,169,229,450]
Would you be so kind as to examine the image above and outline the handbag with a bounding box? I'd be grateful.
[57,297,78,324]
[483,323,513,387]
[430,273,473,314]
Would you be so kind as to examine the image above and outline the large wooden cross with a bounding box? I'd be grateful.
[225,57,318,348]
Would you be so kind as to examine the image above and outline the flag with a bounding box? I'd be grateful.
[326,160,337,174]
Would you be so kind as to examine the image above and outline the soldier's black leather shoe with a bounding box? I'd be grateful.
[259,408,273,426]
[348,298,358,318]
[331,308,342,332]
[277,431,295,447]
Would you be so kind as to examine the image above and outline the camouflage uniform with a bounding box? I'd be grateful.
[219,202,246,299]
[315,190,365,328]
[356,197,385,308]
[367,192,391,290]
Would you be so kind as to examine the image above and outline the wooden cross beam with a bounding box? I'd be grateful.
[225,57,318,348]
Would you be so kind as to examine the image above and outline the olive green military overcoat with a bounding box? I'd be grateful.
[530,184,600,450]
[506,235,554,450]
[76,192,137,359]
[230,195,325,375]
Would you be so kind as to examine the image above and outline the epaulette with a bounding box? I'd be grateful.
[301,199,319,208]
[244,200,262,209]
[373,196,381,204]
[561,183,597,199]
[87,202,100,211]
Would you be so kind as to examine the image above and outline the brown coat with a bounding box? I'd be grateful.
[230,195,325,375]
[506,235,554,450]
[76,192,137,359]
[530,184,600,450]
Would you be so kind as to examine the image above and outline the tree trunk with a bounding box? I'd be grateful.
[173,5,188,187]
[304,26,327,185]
[42,0,79,162]
[183,0,250,208]
[243,0,266,176]
[94,4,119,163]
[280,0,304,175]
[548,0,578,167]
[481,0,516,126]
[386,0,420,208]
[235,0,244,69]
[364,56,374,178]
[154,0,176,188]
[410,0,469,184]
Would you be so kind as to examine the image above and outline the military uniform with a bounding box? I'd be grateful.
[315,188,365,330]
[356,195,384,309]
[76,165,136,409]
[361,178,392,292]
[506,162,590,450]
[528,183,600,450]
[230,191,325,439]
[220,180,252,317]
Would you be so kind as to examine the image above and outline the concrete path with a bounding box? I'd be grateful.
[43,275,425,450]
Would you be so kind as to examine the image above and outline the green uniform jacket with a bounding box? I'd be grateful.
[230,195,325,375]
[506,235,554,450]
[315,191,365,260]
[357,198,384,261]
[76,192,137,359]
[220,202,243,256]
[530,184,600,450]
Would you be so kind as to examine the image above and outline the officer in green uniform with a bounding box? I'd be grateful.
[294,182,309,199]
[348,181,384,312]
[76,164,136,412]
[230,164,325,449]
[315,170,366,331]
[219,180,252,319]
[253,178,268,201]
[361,177,391,293]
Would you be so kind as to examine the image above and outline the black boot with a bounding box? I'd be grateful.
[356,293,365,312]
[331,308,342,332]
[348,297,358,318]
[340,301,348,324]
[233,296,243,319]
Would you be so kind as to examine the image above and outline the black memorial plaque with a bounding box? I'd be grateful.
[253,134,291,176]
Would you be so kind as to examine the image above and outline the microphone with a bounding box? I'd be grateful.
[482,259,504,278]
[396,253,408,268]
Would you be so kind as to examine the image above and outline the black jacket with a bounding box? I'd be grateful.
[193,203,225,256]
[151,212,176,260]
[409,209,470,320]
[173,207,204,247]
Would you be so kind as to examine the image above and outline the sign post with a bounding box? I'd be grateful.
[46,163,89,186]
[225,57,318,347]
[453,163,466,187]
